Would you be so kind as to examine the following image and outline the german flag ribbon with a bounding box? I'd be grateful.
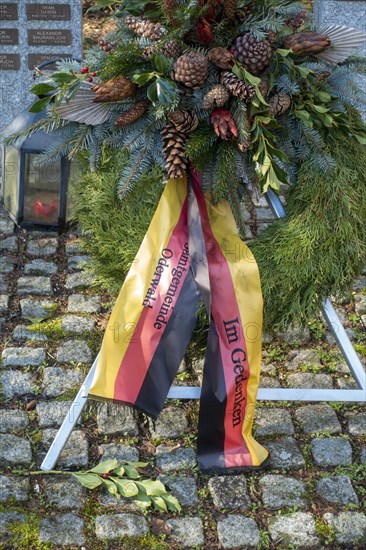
[89,173,268,472]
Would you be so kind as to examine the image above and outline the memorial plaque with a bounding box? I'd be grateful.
[0,29,19,46]
[0,3,18,21]
[28,29,72,46]
[28,53,72,70]
[0,54,20,70]
[27,4,71,21]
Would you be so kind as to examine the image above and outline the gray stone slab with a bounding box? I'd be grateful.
[17,276,52,296]
[26,238,58,257]
[12,324,48,342]
[276,325,310,344]
[208,475,251,511]
[295,404,342,434]
[98,444,139,463]
[0,236,17,251]
[39,514,85,546]
[361,447,366,464]
[323,512,366,546]
[68,255,91,270]
[42,367,83,398]
[0,512,26,538]
[0,475,29,502]
[97,403,138,436]
[155,446,197,472]
[95,513,149,540]
[65,272,94,289]
[56,339,92,364]
[316,476,359,506]
[0,257,13,273]
[43,475,86,510]
[266,438,305,470]
[287,373,334,389]
[0,295,8,313]
[67,293,101,313]
[166,517,204,547]
[61,314,95,334]
[24,259,57,276]
[0,434,32,466]
[217,515,260,549]
[65,240,84,255]
[269,512,319,549]
[353,276,366,292]
[0,369,34,398]
[348,413,366,435]
[254,408,294,436]
[0,409,28,432]
[2,346,45,367]
[260,475,307,510]
[158,475,198,506]
[20,298,55,319]
[149,407,188,439]
[37,400,80,428]
[0,211,14,236]
[286,349,321,371]
[260,376,282,388]
[42,429,88,467]
[260,363,277,376]
[0,274,8,292]
[311,438,353,466]
[355,294,366,316]
[98,493,140,512]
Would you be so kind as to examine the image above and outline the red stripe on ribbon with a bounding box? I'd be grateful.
[113,198,190,404]
[191,174,253,468]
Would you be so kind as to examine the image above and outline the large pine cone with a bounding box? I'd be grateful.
[98,38,116,52]
[115,101,148,127]
[208,47,234,70]
[92,76,136,102]
[162,124,187,179]
[284,33,331,55]
[233,34,272,75]
[202,84,229,110]
[168,110,199,133]
[164,0,177,24]
[173,52,208,88]
[220,71,256,101]
[142,39,181,60]
[223,0,237,20]
[125,15,165,40]
[285,10,307,31]
[268,93,291,117]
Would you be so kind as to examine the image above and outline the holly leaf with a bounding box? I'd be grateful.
[72,473,103,489]
[123,465,141,479]
[161,493,182,513]
[29,97,51,113]
[277,48,292,57]
[152,496,168,512]
[151,53,171,75]
[51,72,75,85]
[102,478,119,496]
[132,72,156,87]
[136,479,166,496]
[31,83,57,96]
[88,459,118,474]
[111,477,139,498]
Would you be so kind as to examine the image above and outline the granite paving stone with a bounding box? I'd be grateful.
[39,514,85,546]
[68,255,91,270]
[265,438,306,469]
[352,276,366,292]
[0,409,28,432]
[2,347,45,367]
[354,294,366,315]
[0,236,18,252]
[323,512,366,546]
[42,476,86,510]
[166,517,204,547]
[65,272,94,289]
[0,257,13,273]
[0,476,30,502]
[98,493,140,512]
[287,373,334,388]
[208,475,251,510]
[61,314,95,334]
[287,349,321,371]
[56,339,92,364]
[311,438,353,466]
[12,325,48,342]
[268,512,319,549]
[17,276,52,296]
[0,512,26,536]
[98,444,139,463]
[0,212,14,236]
[348,413,366,435]
[20,298,55,319]
[260,376,282,388]
[361,447,366,464]
[0,370,34,399]
[43,367,84,398]
[0,295,9,314]
[65,241,83,255]
[0,275,8,292]
[37,400,80,428]
[337,377,358,389]
[217,515,260,549]
[24,259,57,276]
[95,513,149,539]
[26,238,58,257]
[0,434,32,466]
[149,407,188,439]
[260,475,307,510]
[155,446,197,472]
[276,325,311,344]
[295,404,342,434]
[260,363,277,376]
[97,403,138,436]
[316,476,359,506]
[158,475,198,506]
[67,293,101,313]
[41,429,88,468]
[254,408,295,436]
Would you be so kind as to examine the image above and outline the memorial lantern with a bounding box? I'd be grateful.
[1,108,71,230]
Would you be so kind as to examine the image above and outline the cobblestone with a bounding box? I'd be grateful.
[323,512,366,546]
[95,513,149,539]
[316,476,359,506]
[0,295,8,314]
[65,272,94,289]
[43,476,86,510]
[287,349,321,371]
[68,254,91,270]
[260,475,307,510]
[0,257,13,273]
[0,434,32,466]
[37,400,80,428]
[254,408,294,436]
[97,403,138,436]
[0,409,28,432]
[0,476,29,502]
[149,406,188,439]
[98,444,139,463]
[276,325,311,344]
[158,475,198,506]
[56,339,92,364]
[0,211,14,235]
[348,413,366,435]
[41,429,88,467]
[0,370,34,399]
[354,294,366,315]
[208,475,251,510]
[20,298,55,319]
[167,517,204,547]
[24,259,57,276]
[39,513,85,546]
[287,372,334,388]
[268,512,319,549]
[260,376,282,388]
[0,512,26,539]
[2,346,45,367]
[65,240,83,255]
[17,276,52,295]
[295,404,342,434]
[67,293,101,313]
[217,515,260,549]
[12,324,48,341]
[43,367,84,397]
[26,238,58,256]
[0,275,8,292]
[311,438,353,466]
[266,438,305,469]
[155,446,197,472]
[0,236,17,251]
[61,314,95,334]
[361,447,366,464]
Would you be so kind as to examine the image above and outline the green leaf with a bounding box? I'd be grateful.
[353,132,366,144]
[151,53,171,75]
[312,105,330,114]
[28,97,51,113]
[155,77,178,106]
[113,466,125,477]
[161,493,182,513]
[31,83,57,96]
[111,477,139,498]
[51,72,75,85]
[132,72,155,86]
[152,496,168,512]
[129,462,149,468]
[123,465,141,479]
[277,48,292,57]
[243,68,261,86]
[134,493,152,508]
[102,478,119,496]
[297,66,311,79]
[317,91,332,103]
[295,109,311,121]
[72,473,102,489]
[136,479,166,496]
[147,81,158,104]
[88,459,118,474]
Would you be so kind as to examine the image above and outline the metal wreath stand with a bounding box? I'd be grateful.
[41,188,366,471]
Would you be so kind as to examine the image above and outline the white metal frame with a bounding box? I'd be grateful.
[41,190,366,471]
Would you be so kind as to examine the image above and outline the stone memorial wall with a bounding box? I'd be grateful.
[0,0,82,132]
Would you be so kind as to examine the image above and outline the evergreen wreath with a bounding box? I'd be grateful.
[8,0,366,329]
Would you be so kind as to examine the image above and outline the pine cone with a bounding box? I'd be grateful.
[210,108,238,140]
[115,101,148,127]
[268,93,291,117]
[259,78,269,98]
[233,34,272,75]
[168,110,199,133]
[202,84,230,110]
[285,10,307,31]
[162,124,187,179]
[125,15,165,40]
[223,0,237,20]
[142,40,181,60]
[164,0,177,24]
[238,111,252,152]
[208,47,234,70]
[98,38,116,52]
[266,31,278,44]
[284,33,331,55]
[92,76,136,102]
[173,52,208,89]
[220,71,256,101]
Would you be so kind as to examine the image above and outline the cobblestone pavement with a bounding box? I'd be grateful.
[0,205,365,550]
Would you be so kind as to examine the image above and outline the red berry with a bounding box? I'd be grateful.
[80,66,89,74]
[88,77,93,82]
[102,473,110,479]
[91,72,97,77]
